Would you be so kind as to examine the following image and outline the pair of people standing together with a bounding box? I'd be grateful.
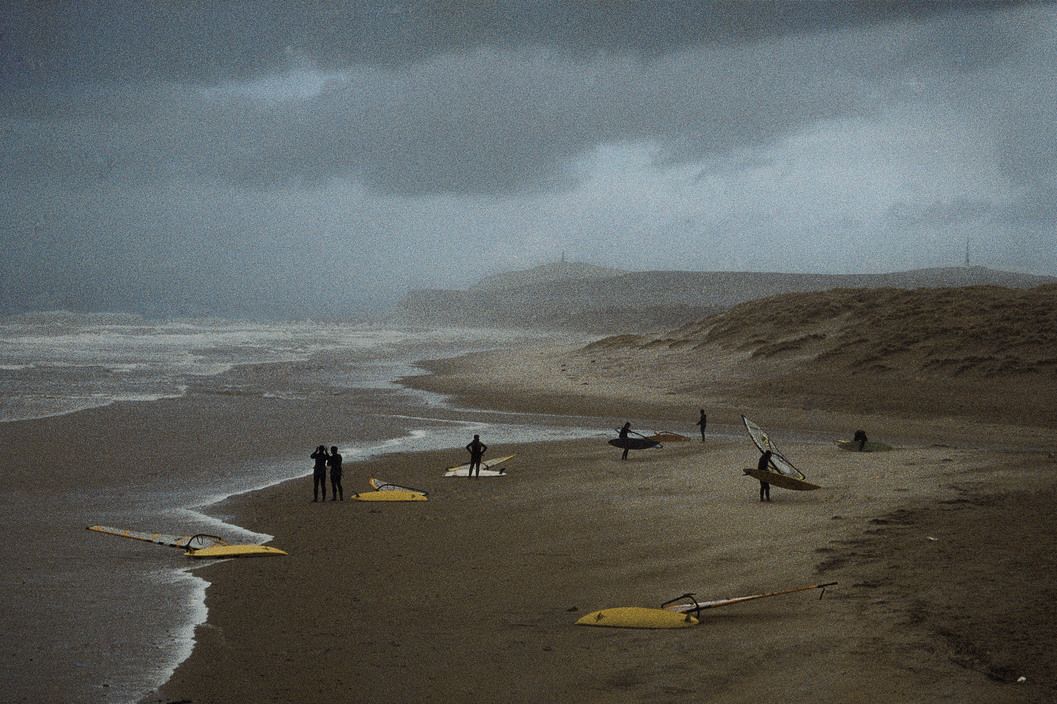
[310,445,343,501]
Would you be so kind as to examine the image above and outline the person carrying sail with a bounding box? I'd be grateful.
[465,434,488,478]
[311,445,328,502]
[757,450,772,502]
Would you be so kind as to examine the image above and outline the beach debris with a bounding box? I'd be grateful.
[1017,676,1027,683]
[927,536,939,541]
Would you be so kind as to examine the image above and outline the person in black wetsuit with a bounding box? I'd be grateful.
[619,422,632,460]
[757,450,772,502]
[696,409,707,442]
[853,429,868,452]
[327,445,343,500]
[465,434,488,478]
[311,445,328,502]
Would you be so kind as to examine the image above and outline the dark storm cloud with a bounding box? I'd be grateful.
[0,18,913,195]
[1,1,1054,317]
[2,1,1019,89]
[2,1,1045,197]
[3,40,869,194]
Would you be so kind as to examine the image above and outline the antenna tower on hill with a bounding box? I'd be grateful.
[965,239,970,267]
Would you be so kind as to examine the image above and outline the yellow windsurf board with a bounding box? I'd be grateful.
[186,544,288,559]
[742,467,820,491]
[352,490,428,502]
[576,607,698,629]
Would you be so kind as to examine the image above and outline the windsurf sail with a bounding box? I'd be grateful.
[87,525,226,551]
[87,524,287,558]
[741,415,806,480]
[661,581,837,616]
[368,477,429,495]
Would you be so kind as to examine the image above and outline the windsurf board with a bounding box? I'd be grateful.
[608,437,660,450]
[576,607,698,629]
[444,454,515,477]
[186,544,288,559]
[648,431,689,442]
[835,440,893,452]
[742,467,820,491]
[352,490,429,502]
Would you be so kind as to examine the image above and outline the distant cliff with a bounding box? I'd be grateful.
[388,264,1057,333]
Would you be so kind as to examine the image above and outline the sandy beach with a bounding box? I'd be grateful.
[152,432,1056,704]
[151,286,1057,704]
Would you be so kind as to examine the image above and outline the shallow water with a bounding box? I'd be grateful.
[0,316,600,703]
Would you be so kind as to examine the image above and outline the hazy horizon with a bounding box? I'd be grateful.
[3,2,1055,318]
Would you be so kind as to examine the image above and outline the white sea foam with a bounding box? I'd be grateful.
[7,314,595,704]
[0,314,494,422]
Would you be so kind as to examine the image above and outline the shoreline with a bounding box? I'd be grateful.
[153,347,1057,703]
[0,338,601,704]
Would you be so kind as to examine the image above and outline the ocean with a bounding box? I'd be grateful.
[0,313,598,703]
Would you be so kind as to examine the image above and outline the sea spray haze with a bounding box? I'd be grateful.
[0,312,564,423]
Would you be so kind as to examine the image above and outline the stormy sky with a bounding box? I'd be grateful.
[2,1,1054,318]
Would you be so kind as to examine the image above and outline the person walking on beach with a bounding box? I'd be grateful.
[696,409,707,442]
[327,445,344,500]
[757,450,772,502]
[311,445,328,502]
[619,421,632,460]
[465,434,488,478]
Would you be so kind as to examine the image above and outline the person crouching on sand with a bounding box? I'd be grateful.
[311,445,328,502]
[758,450,772,502]
[327,445,343,500]
[853,429,868,451]
[465,434,488,478]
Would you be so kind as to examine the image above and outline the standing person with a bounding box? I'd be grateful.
[619,422,632,460]
[757,450,772,502]
[465,434,488,478]
[327,445,343,501]
[311,445,328,502]
[696,409,707,442]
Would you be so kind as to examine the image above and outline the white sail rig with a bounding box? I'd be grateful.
[741,415,807,480]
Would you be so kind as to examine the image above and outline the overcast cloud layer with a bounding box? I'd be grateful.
[2,1,1054,317]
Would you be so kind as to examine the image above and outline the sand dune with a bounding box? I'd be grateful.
[603,284,1057,379]
[411,284,1057,435]
[390,263,1056,333]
